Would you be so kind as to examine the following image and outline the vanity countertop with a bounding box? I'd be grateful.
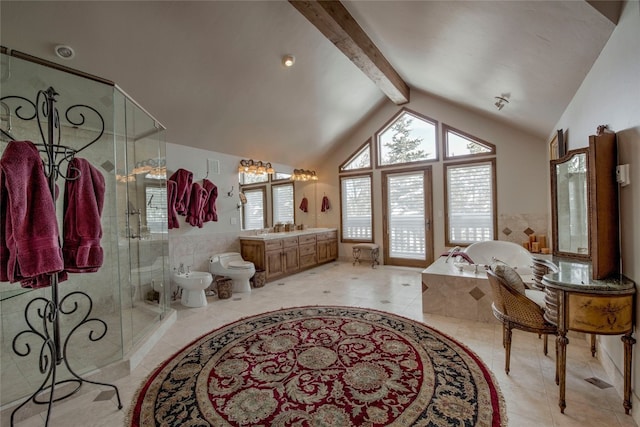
[538,256,635,294]
[240,228,337,241]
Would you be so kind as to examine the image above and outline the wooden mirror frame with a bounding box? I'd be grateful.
[550,147,591,260]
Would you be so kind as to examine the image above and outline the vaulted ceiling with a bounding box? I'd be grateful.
[0,1,617,167]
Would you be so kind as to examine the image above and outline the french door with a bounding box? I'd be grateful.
[382,167,433,268]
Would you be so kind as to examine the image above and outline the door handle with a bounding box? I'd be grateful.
[425,219,431,231]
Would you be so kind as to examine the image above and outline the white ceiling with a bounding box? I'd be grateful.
[0,1,615,167]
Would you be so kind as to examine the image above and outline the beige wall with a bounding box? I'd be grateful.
[317,89,549,260]
[552,0,640,418]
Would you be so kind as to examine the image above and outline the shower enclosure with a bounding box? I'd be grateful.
[0,52,170,410]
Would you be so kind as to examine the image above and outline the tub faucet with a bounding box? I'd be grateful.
[445,246,461,263]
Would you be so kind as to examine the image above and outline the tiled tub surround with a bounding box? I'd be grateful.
[421,256,535,323]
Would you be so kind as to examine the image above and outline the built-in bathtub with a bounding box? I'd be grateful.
[422,241,534,322]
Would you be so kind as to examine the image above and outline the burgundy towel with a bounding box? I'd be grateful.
[202,179,218,222]
[186,182,208,228]
[62,158,105,273]
[167,180,179,229]
[299,197,308,213]
[321,195,330,212]
[168,168,193,215]
[0,141,65,288]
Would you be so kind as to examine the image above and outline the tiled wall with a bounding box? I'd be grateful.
[498,213,549,252]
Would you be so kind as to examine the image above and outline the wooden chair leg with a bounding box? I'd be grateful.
[543,333,548,355]
[505,325,512,375]
[502,323,507,349]
[555,336,559,385]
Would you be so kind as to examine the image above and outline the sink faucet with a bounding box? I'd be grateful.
[187,265,191,275]
[445,246,461,263]
[178,263,185,275]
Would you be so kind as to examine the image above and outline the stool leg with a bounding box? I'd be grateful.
[352,248,361,266]
[371,248,379,268]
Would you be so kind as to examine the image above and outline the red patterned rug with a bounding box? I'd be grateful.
[128,306,506,426]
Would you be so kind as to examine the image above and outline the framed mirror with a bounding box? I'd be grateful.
[551,148,590,259]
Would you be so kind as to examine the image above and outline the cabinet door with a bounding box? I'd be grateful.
[299,243,317,268]
[283,246,300,273]
[328,239,338,261]
[266,250,284,279]
[317,241,329,263]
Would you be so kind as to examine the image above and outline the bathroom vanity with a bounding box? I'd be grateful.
[240,228,338,281]
[538,257,636,415]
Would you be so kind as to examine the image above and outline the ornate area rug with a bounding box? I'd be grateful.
[128,306,506,426]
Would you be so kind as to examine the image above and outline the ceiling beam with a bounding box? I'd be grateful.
[289,0,410,105]
[586,1,623,25]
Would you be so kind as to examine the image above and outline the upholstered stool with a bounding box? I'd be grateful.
[352,243,380,268]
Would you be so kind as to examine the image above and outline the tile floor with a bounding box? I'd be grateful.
[4,262,637,426]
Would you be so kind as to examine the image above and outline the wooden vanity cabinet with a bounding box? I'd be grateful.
[240,230,337,282]
[317,231,338,264]
[299,234,318,268]
[282,237,300,275]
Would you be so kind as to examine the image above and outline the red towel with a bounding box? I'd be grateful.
[299,197,308,212]
[321,195,330,212]
[186,182,208,228]
[62,158,105,273]
[168,168,193,215]
[202,179,218,222]
[167,180,179,229]
[0,141,65,288]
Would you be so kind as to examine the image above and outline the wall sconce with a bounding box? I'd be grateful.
[291,169,318,181]
[238,159,274,176]
[131,158,167,177]
[494,95,510,111]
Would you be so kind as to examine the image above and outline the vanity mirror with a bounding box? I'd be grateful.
[551,148,590,259]
[550,131,619,279]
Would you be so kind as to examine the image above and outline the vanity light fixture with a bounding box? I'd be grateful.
[282,54,295,68]
[291,169,318,181]
[494,94,510,111]
[238,159,275,176]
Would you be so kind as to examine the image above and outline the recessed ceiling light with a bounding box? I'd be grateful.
[55,45,75,59]
[282,54,295,67]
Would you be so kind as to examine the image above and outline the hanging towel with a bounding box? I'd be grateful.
[168,168,193,215]
[299,197,308,213]
[62,157,105,273]
[167,180,179,229]
[0,140,65,288]
[321,195,330,212]
[202,179,218,222]
[186,182,208,228]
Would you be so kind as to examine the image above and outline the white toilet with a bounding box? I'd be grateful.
[209,253,256,293]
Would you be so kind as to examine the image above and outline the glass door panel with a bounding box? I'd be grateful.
[382,168,433,267]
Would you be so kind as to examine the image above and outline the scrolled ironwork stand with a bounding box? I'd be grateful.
[2,87,122,427]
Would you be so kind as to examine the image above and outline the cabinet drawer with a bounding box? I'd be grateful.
[299,234,317,245]
[300,254,316,268]
[283,237,299,248]
[317,231,337,241]
[568,293,633,334]
[265,239,283,251]
[299,243,316,256]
